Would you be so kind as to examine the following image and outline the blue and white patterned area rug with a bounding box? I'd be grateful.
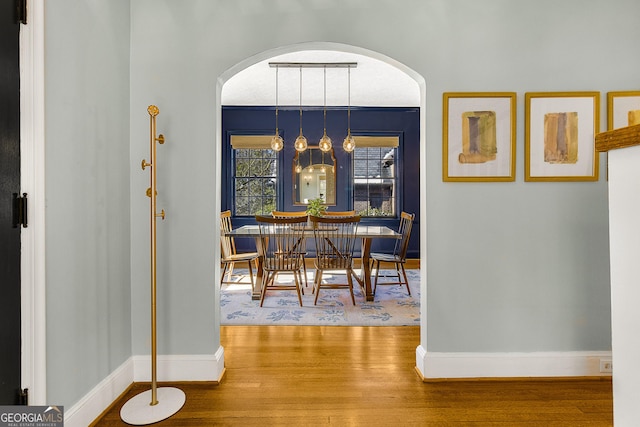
[220,269,420,326]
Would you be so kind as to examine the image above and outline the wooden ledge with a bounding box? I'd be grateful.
[595,123,640,152]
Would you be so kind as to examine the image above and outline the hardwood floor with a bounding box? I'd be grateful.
[93,326,613,426]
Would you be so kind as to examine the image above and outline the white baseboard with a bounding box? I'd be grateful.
[132,347,225,382]
[64,347,225,426]
[416,345,612,379]
[64,358,134,427]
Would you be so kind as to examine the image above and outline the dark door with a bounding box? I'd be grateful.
[0,0,23,405]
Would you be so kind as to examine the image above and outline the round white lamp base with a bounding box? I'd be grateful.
[120,387,186,425]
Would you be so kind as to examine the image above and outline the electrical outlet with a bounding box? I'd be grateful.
[600,359,613,373]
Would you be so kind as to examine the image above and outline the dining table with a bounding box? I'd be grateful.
[224,224,401,302]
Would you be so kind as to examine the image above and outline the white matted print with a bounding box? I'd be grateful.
[525,92,600,182]
[607,91,640,130]
[443,92,516,182]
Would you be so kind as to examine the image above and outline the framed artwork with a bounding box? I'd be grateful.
[442,92,516,182]
[525,92,600,182]
[607,91,640,130]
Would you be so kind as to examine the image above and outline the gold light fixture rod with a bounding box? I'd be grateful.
[268,62,357,69]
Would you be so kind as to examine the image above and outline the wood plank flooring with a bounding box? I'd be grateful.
[93,326,613,426]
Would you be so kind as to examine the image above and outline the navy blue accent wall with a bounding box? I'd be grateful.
[222,106,420,258]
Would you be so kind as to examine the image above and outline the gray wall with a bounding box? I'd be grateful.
[43,0,640,408]
[44,0,131,406]
[127,0,626,357]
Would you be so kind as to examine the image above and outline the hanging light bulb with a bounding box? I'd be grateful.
[295,153,302,173]
[343,65,356,153]
[294,66,308,152]
[319,136,332,152]
[270,65,284,151]
[270,135,284,152]
[343,133,355,153]
[319,66,332,152]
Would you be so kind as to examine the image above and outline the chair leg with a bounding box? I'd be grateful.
[373,259,381,295]
[301,257,309,287]
[313,270,323,305]
[400,263,411,296]
[247,260,255,289]
[312,268,321,294]
[294,273,303,307]
[394,263,403,285]
[221,263,229,287]
[297,267,305,296]
[227,262,235,280]
[259,271,272,307]
[347,270,356,305]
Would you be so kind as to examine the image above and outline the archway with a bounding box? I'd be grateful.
[214,42,429,376]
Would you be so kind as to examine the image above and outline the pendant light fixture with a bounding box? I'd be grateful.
[268,61,357,153]
[293,66,308,152]
[318,66,332,152]
[343,65,356,153]
[270,65,284,152]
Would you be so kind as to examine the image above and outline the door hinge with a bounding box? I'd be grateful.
[19,388,28,405]
[12,193,28,228]
[17,0,27,25]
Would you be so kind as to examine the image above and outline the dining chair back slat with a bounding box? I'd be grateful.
[255,215,309,306]
[394,211,414,261]
[271,211,309,288]
[370,211,415,296]
[219,210,258,288]
[309,215,361,305]
[220,210,235,259]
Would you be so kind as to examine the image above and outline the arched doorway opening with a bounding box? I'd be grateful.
[214,42,429,376]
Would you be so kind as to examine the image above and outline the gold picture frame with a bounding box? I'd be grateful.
[525,92,600,182]
[443,92,516,182]
[607,91,640,130]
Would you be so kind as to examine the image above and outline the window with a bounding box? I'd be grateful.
[231,136,278,216]
[352,136,399,217]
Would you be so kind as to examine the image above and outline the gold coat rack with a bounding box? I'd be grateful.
[120,106,186,425]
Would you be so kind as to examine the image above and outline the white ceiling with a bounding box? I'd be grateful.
[221,50,420,107]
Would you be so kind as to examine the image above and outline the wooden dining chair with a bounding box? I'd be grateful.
[271,210,307,218]
[322,210,357,217]
[309,214,361,305]
[219,210,258,288]
[256,215,308,307]
[271,211,309,288]
[370,211,415,296]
